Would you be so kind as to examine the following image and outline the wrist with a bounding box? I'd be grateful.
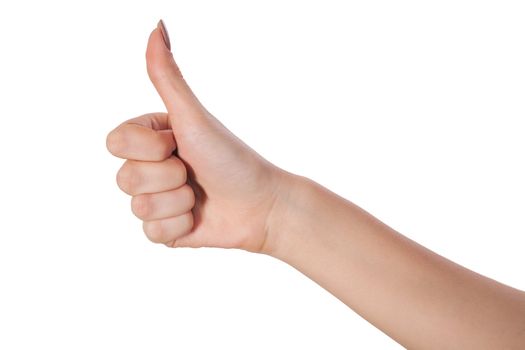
[261,171,315,258]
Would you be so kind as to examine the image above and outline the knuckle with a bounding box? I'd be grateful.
[169,157,187,185]
[155,136,175,160]
[106,129,127,156]
[164,214,194,248]
[180,212,194,233]
[181,185,196,209]
[143,221,164,243]
[116,162,140,195]
[131,194,151,219]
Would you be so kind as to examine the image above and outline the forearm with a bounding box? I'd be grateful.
[266,174,525,349]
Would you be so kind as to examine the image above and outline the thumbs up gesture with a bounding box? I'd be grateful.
[107,21,290,253]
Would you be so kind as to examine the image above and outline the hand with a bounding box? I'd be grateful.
[106,21,525,349]
[106,21,288,253]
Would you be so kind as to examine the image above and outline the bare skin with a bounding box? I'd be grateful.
[106,21,525,349]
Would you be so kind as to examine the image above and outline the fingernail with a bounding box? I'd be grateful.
[157,19,171,51]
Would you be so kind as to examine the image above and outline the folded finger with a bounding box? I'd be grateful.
[142,212,194,244]
[131,185,195,221]
[117,156,187,196]
[106,113,176,161]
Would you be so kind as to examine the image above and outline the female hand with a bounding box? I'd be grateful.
[106,21,288,252]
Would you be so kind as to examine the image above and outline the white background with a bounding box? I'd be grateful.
[1,1,524,348]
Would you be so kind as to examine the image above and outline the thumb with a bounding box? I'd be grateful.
[146,20,204,122]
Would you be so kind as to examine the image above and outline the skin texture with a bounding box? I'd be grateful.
[107,22,525,348]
